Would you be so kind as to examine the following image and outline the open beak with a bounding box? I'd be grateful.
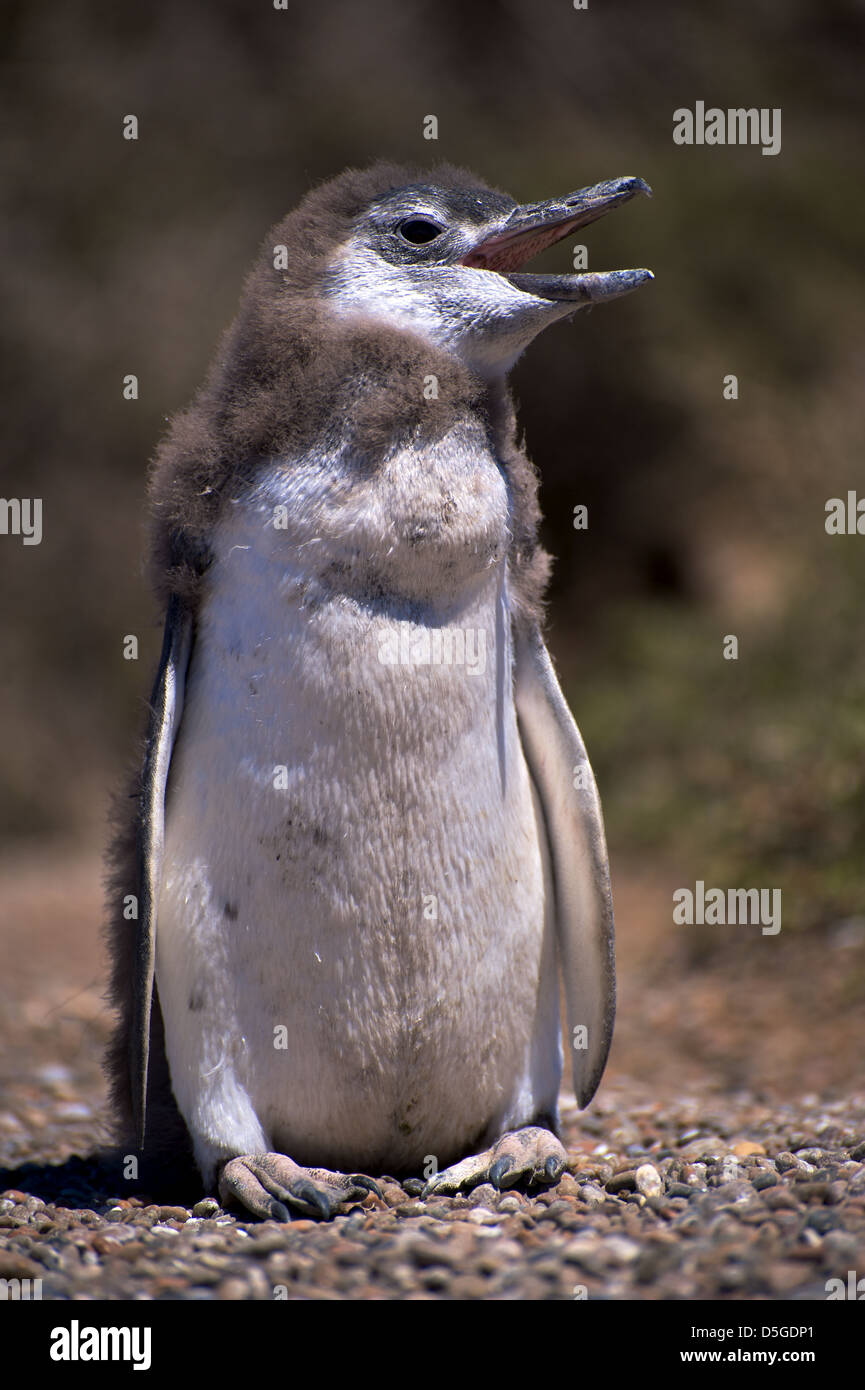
[461,175,653,305]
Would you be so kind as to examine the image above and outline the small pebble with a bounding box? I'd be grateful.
[192,1199,221,1219]
[466,1206,499,1226]
[635,1164,662,1198]
[579,1183,606,1209]
[605,1170,637,1194]
[666,1181,694,1199]
[732,1141,765,1158]
[752,1170,779,1191]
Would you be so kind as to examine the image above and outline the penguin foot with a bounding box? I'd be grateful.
[218,1153,382,1222]
[422,1126,568,1197]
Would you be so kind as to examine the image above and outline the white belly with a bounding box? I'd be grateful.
[156,447,562,1180]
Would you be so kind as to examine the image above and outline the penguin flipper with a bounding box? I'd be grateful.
[514,624,615,1108]
[131,594,193,1148]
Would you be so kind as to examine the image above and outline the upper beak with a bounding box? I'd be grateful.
[461,175,653,304]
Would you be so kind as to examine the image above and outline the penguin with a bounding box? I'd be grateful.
[105,162,653,1221]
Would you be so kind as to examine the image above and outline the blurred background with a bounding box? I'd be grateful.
[1,0,863,1154]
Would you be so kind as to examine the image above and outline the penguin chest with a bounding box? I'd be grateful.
[156,451,560,1170]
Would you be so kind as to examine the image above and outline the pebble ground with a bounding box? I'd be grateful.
[2,1083,864,1300]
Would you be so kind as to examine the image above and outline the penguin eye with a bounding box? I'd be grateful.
[397,218,444,245]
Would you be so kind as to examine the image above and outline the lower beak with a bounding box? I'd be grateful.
[461,175,653,304]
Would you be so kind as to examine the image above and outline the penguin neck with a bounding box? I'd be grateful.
[148,310,532,615]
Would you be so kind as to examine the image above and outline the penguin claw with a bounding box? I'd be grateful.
[489,1155,515,1188]
[423,1126,569,1197]
[349,1174,383,1199]
[218,1153,380,1222]
[294,1178,333,1221]
[544,1153,565,1183]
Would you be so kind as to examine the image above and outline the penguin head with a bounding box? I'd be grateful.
[312,164,652,378]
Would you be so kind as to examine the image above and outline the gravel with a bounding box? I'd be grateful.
[2,1081,864,1300]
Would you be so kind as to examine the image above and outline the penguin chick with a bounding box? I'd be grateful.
[105,161,652,1220]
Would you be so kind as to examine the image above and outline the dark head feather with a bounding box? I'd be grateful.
[147,161,549,628]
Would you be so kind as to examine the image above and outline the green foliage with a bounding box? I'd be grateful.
[568,541,865,932]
